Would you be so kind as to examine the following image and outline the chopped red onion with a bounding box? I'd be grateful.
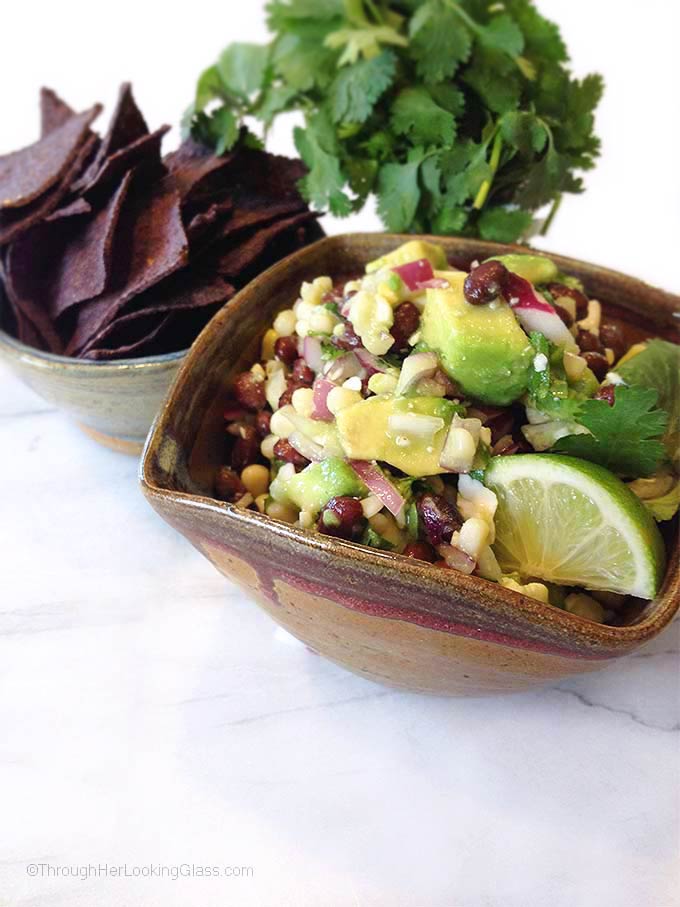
[303,335,324,373]
[350,460,405,518]
[417,278,450,290]
[289,432,325,462]
[312,377,335,421]
[354,347,386,376]
[325,352,363,383]
[392,258,434,290]
[504,272,576,348]
[437,544,476,574]
[395,351,439,395]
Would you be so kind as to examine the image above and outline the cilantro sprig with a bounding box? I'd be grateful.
[553,386,668,479]
[186,0,603,241]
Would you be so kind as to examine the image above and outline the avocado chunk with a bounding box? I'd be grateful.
[485,253,558,286]
[420,272,532,405]
[366,240,448,274]
[270,458,366,515]
[336,395,464,477]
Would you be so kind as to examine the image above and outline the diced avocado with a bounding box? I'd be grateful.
[420,272,532,405]
[270,458,366,515]
[336,394,464,477]
[366,240,448,274]
[485,253,558,286]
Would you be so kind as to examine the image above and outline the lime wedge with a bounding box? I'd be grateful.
[485,454,667,598]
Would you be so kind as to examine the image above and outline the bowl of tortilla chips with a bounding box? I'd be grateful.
[0,84,323,452]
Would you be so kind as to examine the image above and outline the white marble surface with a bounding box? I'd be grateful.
[1,362,679,907]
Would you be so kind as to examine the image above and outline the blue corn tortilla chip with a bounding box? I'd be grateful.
[7,171,133,322]
[65,183,189,355]
[40,88,75,136]
[0,132,99,246]
[0,105,101,210]
[77,271,234,356]
[83,312,174,361]
[74,126,169,200]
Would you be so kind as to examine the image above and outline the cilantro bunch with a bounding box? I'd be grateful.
[186,0,603,242]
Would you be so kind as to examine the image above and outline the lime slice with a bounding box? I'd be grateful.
[485,454,667,598]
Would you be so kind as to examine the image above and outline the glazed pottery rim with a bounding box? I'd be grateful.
[0,320,188,370]
[140,233,680,653]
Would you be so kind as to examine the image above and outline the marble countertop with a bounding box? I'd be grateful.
[1,362,678,907]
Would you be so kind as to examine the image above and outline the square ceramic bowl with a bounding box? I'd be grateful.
[140,235,680,695]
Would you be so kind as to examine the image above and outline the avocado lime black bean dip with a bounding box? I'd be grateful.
[215,241,679,624]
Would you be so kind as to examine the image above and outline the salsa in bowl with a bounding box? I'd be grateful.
[215,240,679,623]
[141,235,680,695]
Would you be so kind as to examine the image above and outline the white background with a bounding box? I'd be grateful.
[1,4,679,907]
[1,0,679,292]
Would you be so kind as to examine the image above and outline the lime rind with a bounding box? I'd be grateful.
[485,454,667,599]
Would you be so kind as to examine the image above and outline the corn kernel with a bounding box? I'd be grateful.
[240,464,270,498]
[292,386,315,418]
[270,409,294,438]
[261,328,278,361]
[565,593,606,622]
[368,373,398,395]
[457,517,490,560]
[255,493,269,513]
[260,434,279,460]
[273,309,297,337]
[266,501,298,524]
[309,308,336,335]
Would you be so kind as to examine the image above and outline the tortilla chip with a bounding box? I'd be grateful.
[186,200,233,247]
[0,132,99,248]
[163,143,235,212]
[2,248,64,352]
[8,171,133,323]
[65,184,189,355]
[83,312,174,361]
[77,270,234,356]
[0,105,101,210]
[96,83,149,162]
[45,198,92,221]
[40,88,75,136]
[74,126,169,199]
[214,211,319,278]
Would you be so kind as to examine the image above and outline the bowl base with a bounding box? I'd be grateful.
[77,423,144,456]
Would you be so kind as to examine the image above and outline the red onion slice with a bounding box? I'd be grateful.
[325,352,363,383]
[289,432,325,463]
[392,258,435,290]
[437,544,476,574]
[312,377,335,421]
[354,347,386,376]
[350,460,405,518]
[504,272,576,349]
[303,335,324,373]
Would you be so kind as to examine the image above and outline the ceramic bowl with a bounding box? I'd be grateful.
[0,325,185,454]
[140,234,680,695]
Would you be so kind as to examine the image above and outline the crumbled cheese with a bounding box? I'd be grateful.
[533,352,549,372]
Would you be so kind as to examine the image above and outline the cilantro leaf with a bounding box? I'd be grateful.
[391,88,457,148]
[218,44,270,99]
[329,50,396,124]
[478,206,532,242]
[553,386,668,478]
[499,110,548,155]
[377,151,424,231]
[409,0,472,83]
[192,0,603,236]
[294,113,353,214]
[477,14,524,57]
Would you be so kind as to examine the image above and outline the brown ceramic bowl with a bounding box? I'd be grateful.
[140,235,680,695]
[0,325,186,454]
